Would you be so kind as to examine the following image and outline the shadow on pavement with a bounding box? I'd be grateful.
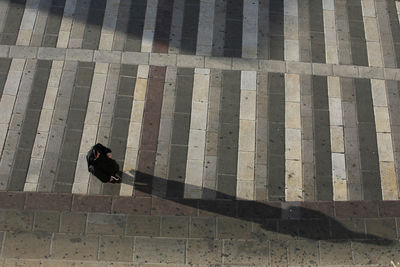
[120,170,395,245]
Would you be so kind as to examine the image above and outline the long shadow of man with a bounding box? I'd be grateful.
[121,170,394,245]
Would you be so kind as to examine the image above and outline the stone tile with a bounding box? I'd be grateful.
[190,217,216,239]
[365,218,397,240]
[286,61,312,75]
[177,55,205,68]
[59,212,87,234]
[333,64,358,77]
[94,50,121,64]
[86,213,125,235]
[25,193,72,211]
[150,53,177,66]
[232,58,258,71]
[151,198,197,216]
[112,197,151,215]
[65,49,94,62]
[378,201,400,217]
[160,216,189,238]
[270,240,288,267]
[52,233,99,261]
[330,218,366,239]
[335,201,379,218]
[99,236,134,262]
[9,46,38,59]
[352,240,400,265]
[33,211,60,232]
[5,259,42,266]
[223,240,269,265]
[126,215,160,237]
[72,195,112,213]
[358,66,384,79]
[0,210,34,231]
[319,241,352,265]
[217,217,252,239]
[0,45,10,57]
[187,239,222,265]
[288,240,318,265]
[204,57,232,69]
[259,60,286,73]
[3,231,51,259]
[134,237,186,264]
[0,192,26,209]
[38,47,66,60]
[312,63,333,76]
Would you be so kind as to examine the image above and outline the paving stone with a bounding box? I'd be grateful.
[72,195,112,213]
[37,47,66,60]
[59,212,87,234]
[94,50,121,64]
[365,218,398,240]
[160,216,189,238]
[319,240,353,265]
[134,237,186,264]
[223,240,269,265]
[187,239,222,265]
[3,231,51,259]
[52,233,99,261]
[121,52,149,65]
[25,193,72,211]
[126,215,160,237]
[5,259,42,266]
[99,236,134,262]
[9,46,38,58]
[65,49,94,62]
[112,197,151,215]
[217,217,252,239]
[288,240,318,265]
[352,240,400,265]
[33,211,60,232]
[0,192,26,209]
[190,217,216,239]
[0,210,34,231]
[86,213,125,235]
[335,201,379,218]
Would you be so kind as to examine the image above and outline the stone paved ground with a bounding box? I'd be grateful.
[1,0,400,265]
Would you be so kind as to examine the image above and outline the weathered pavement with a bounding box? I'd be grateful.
[1,0,400,265]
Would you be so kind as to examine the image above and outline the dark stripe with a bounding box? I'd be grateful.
[53,62,95,193]
[267,72,285,201]
[309,0,325,63]
[312,75,332,201]
[135,66,165,197]
[113,0,131,51]
[0,58,12,99]
[0,0,27,45]
[165,68,193,198]
[224,0,243,57]
[102,64,138,195]
[42,0,67,47]
[124,0,147,52]
[268,0,284,60]
[301,75,315,201]
[355,78,381,200]
[347,0,368,66]
[212,0,226,56]
[298,0,311,62]
[180,0,200,55]
[341,77,362,200]
[335,0,352,65]
[81,0,107,50]
[8,60,52,191]
[153,0,174,53]
[386,0,400,68]
[216,70,240,199]
[386,80,400,195]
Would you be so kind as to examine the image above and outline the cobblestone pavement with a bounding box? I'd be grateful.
[1,0,400,265]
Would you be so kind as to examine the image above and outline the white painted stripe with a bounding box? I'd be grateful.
[371,79,398,200]
[323,0,339,64]
[236,71,256,200]
[98,0,120,51]
[16,0,40,45]
[361,0,383,67]
[284,0,299,61]
[141,0,159,52]
[196,0,215,56]
[327,76,347,200]
[285,73,302,201]
[24,61,64,192]
[154,66,177,197]
[0,59,25,159]
[56,0,77,48]
[242,0,258,59]
[120,65,150,196]
[184,68,210,199]
[72,63,109,194]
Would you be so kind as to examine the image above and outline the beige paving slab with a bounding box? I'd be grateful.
[184,68,210,199]
[120,65,150,196]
